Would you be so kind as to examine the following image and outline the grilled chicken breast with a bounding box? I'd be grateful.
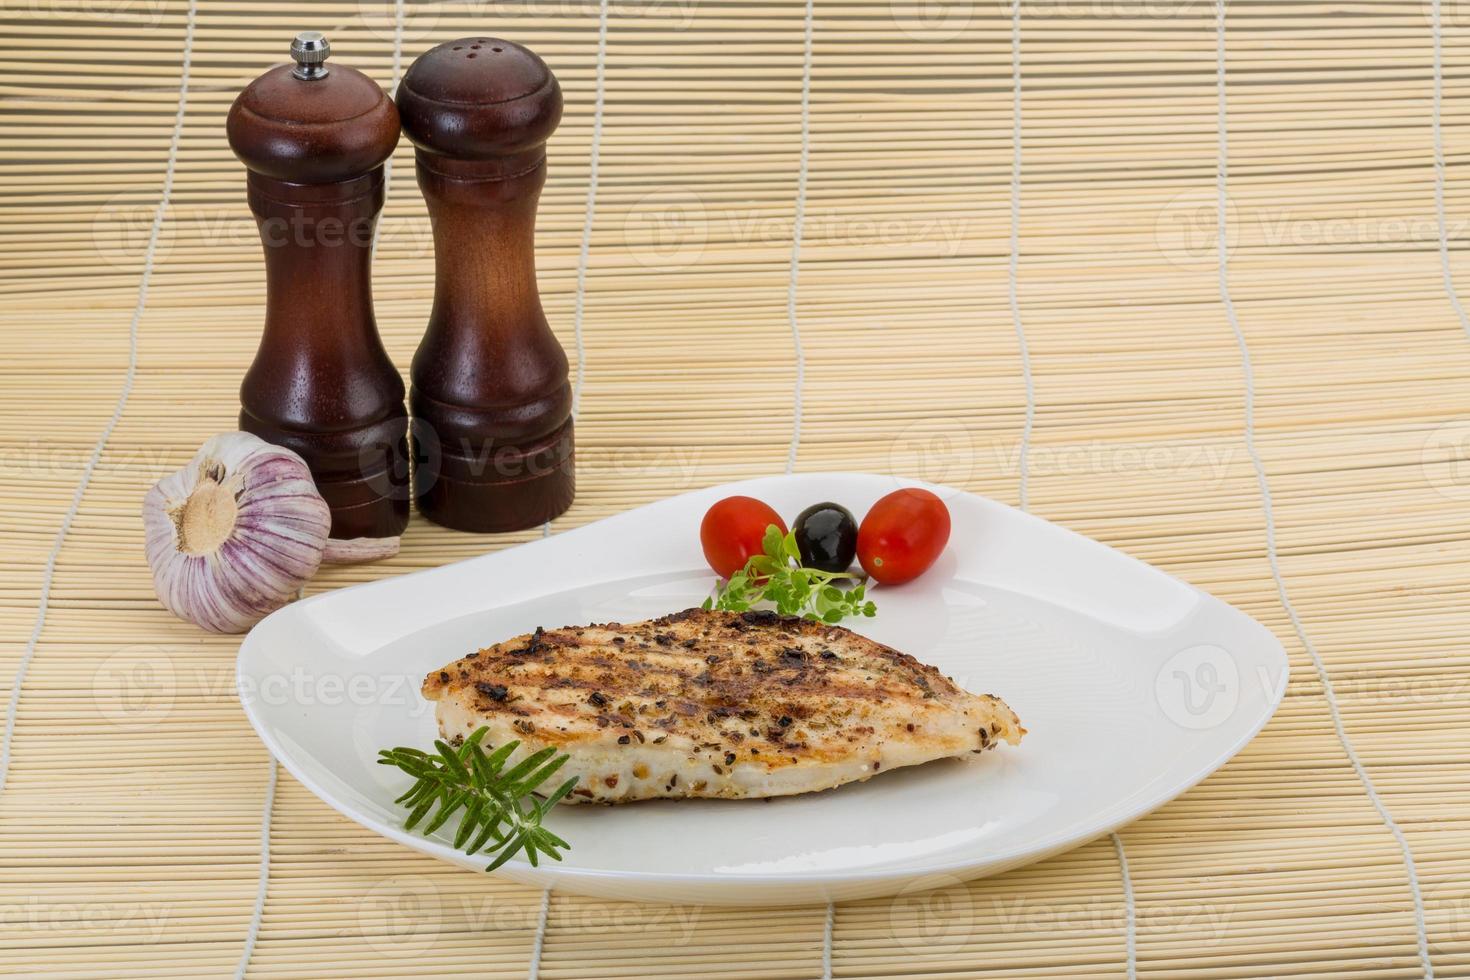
[422,607,1023,804]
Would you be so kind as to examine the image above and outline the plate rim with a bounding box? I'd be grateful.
[238,472,1289,893]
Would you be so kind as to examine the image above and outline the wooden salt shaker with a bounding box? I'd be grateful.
[226,33,409,540]
[397,38,574,532]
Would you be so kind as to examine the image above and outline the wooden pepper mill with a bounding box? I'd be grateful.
[397,37,574,532]
[226,32,410,540]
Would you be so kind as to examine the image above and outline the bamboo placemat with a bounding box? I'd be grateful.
[4,0,1470,976]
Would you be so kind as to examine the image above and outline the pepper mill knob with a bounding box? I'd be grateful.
[397,38,573,532]
[226,34,409,540]
[290,31,330,79]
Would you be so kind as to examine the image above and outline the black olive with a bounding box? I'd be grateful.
[792,502,858,573]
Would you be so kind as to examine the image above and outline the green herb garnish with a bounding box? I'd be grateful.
[378,726,576,871]
[702,524,877,623]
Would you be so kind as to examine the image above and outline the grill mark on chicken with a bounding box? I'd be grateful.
[423,607,1023,803]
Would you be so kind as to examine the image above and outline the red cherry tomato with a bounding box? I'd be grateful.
[857,488,951,585]
[700,496,788,580]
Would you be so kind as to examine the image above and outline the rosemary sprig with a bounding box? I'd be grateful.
[378,727,577,871]
[703,524,877,623]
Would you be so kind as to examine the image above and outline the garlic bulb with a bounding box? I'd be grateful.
[143,432,330,633]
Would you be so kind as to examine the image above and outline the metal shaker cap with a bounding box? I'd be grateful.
[290,31,331,79]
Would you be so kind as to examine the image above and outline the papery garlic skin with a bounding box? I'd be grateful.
[323,535,401,564]
[143,432,330,633]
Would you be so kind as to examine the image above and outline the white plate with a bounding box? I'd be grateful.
[238,473,1287,905]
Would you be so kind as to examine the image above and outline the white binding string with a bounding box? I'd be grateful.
[784,0,814,477]
[1214,2,1433,974]
[1008,4,1134,972]
[543,0,609,546]
[1008,0,1034,512]
[1112,832,1137,980]
[370,0,406,261]
[389,0,404,97]
[820,898,835,978]
[570,0,610,421]
[785,0,827,968]
[527,885,553,979]
[1432,0,1470,340]
[233,760,277,980]
[0,0,197,800]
